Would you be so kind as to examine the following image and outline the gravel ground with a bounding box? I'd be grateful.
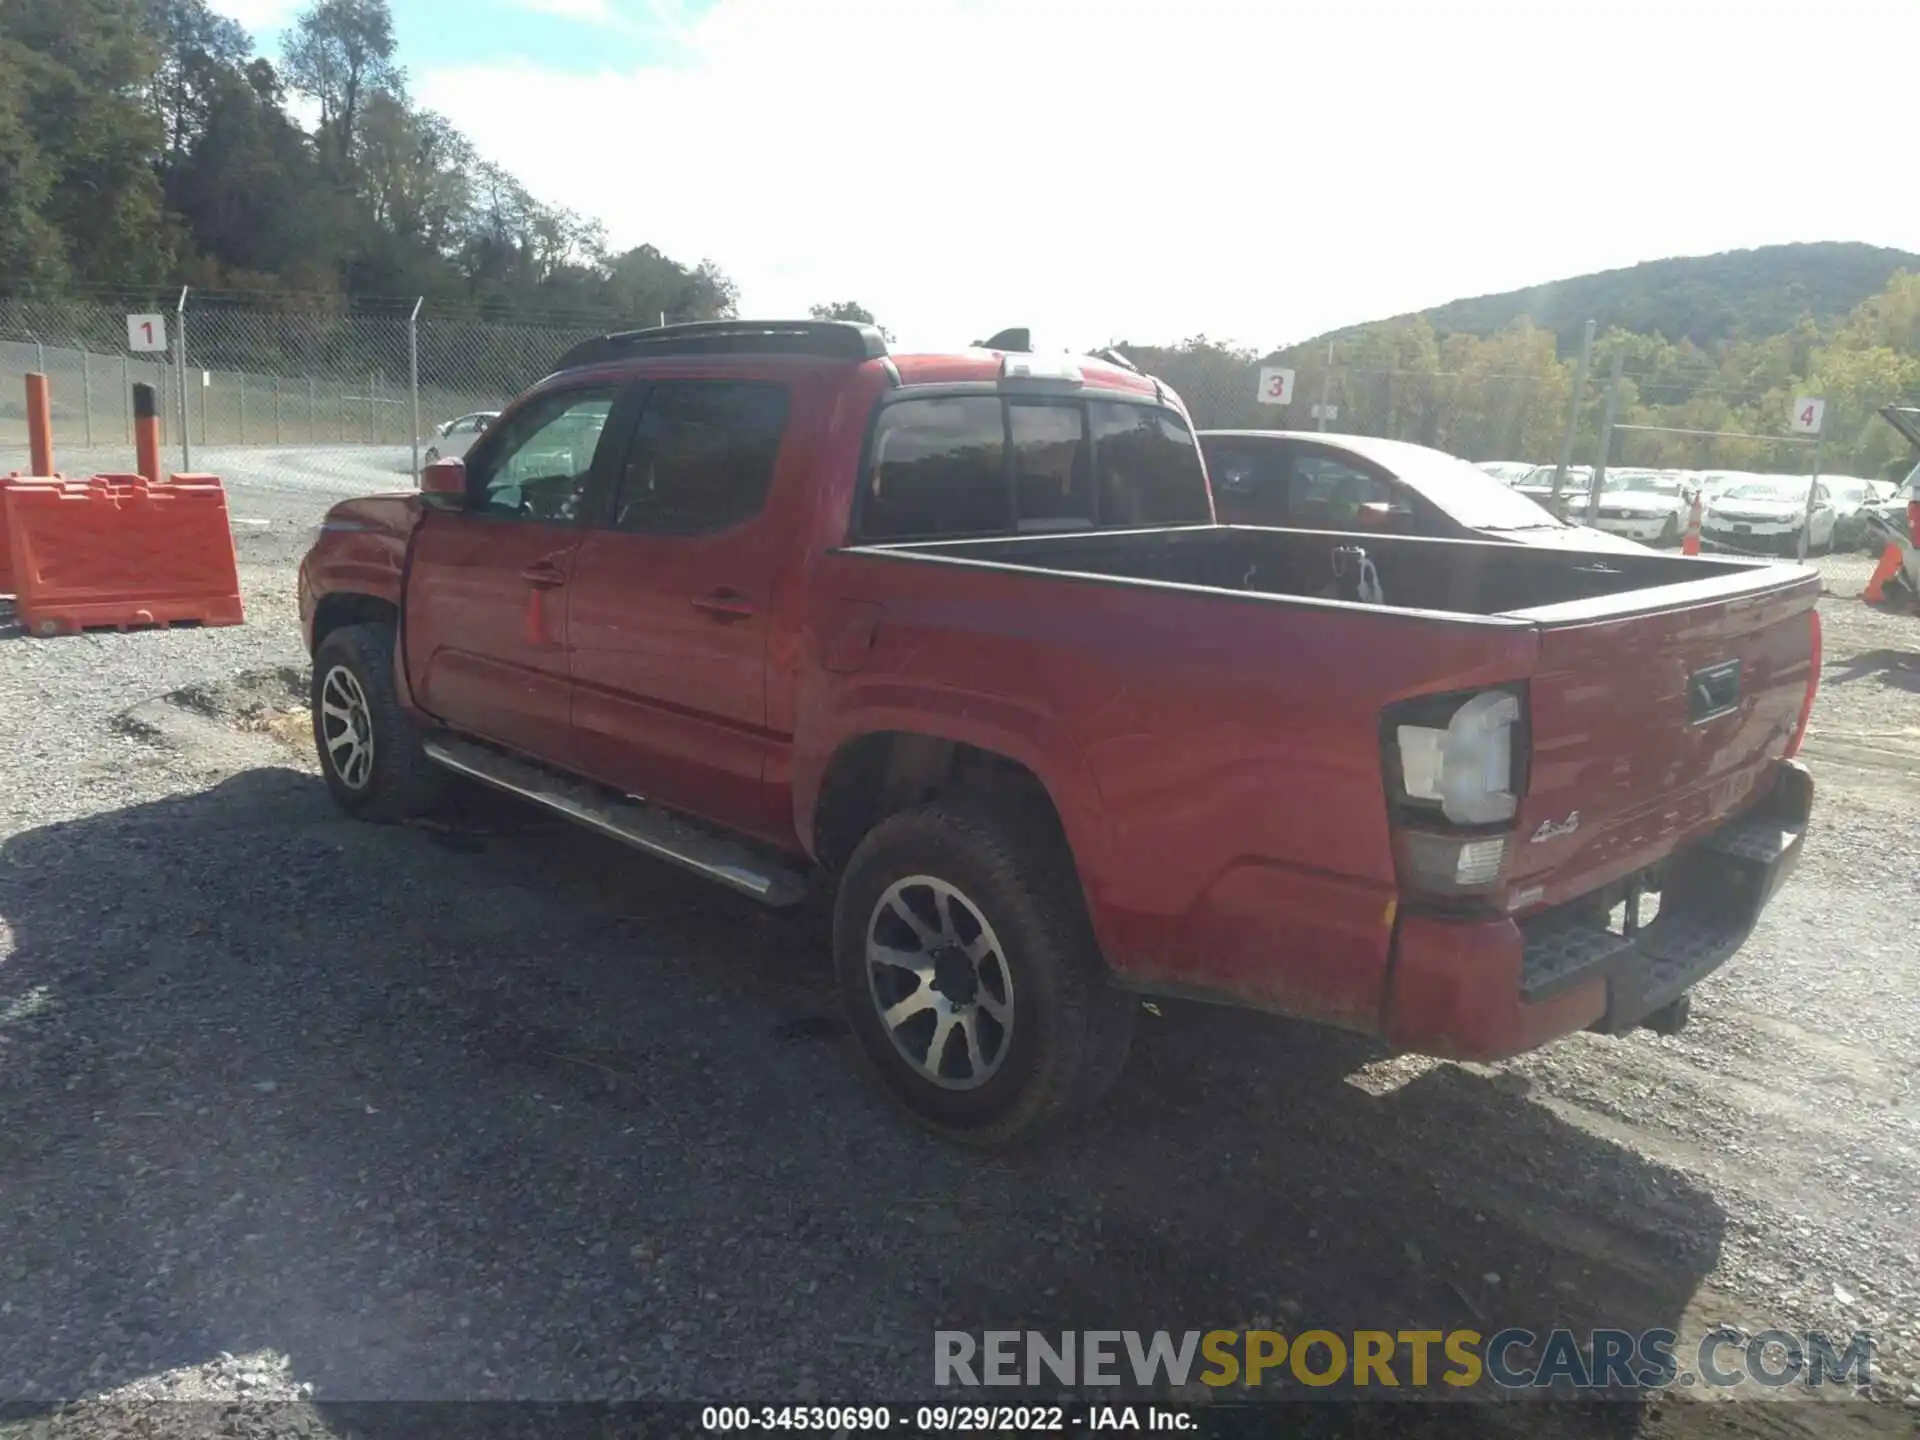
[1,474,1916,1437]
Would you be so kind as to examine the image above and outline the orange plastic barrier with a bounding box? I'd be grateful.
[5,473,244,635]
[0,472,63,597]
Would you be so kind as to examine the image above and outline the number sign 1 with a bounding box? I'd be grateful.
[127,313,169,353]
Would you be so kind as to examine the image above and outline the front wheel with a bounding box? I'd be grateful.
[833,799,1136,1148]
[311,622,444,821]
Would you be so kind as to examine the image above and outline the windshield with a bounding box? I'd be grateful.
[1518,465,1588,491]
[1601,471,1681,495]
[1392,449,1567,529]
[1721,482,1797,502]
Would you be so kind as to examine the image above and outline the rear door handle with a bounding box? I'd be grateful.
[692,589,755,621]
[521,561,567,590]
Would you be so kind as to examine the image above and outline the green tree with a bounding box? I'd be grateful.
[145,0,252,174]
[809,300,890,339]
[279,0,400,167]
[0,0,171,286]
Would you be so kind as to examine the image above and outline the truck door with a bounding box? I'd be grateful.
[404,383,625,763]
[563,378,793,840]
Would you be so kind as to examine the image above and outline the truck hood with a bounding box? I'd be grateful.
[318,492,424,538]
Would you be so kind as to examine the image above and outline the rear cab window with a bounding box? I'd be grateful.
[856,392,1210,542]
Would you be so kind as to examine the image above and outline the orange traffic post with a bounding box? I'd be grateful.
[25,372,53,478]
[133,382,162,483]
[1680,491,1703,556]
[1863,542,1903,604]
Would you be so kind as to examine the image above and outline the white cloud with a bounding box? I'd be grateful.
[416,0,1918,351]
[207,0,299,37]
[515,0,621,23]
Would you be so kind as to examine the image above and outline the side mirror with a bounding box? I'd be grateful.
[420,456,468,509]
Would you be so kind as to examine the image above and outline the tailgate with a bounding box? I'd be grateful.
[1507,566,1819,906]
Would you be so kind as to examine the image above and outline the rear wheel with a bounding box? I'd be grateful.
[833,799,1136,1148]
[311,622,444,822]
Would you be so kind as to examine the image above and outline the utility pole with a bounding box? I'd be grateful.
[1586,350,1625,519]
[174,286,191,470]
[1550,318,1595,504]
[1798,403,1830,563]
[409,297,424,479]
[1316,340,1334,432]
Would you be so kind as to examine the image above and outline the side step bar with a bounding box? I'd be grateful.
[422,736,811,907]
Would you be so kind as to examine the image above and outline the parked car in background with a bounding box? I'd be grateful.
[1852,407,1920,551]
[422,411,500,465]
[1825,475,1892,550]
[1474,460,1536,485]
[1199,432,1646,552]
[1587,469,1695,546]
[1514,463,1596,518]
[1700,476,1836,555]
[1699,470,1763,499]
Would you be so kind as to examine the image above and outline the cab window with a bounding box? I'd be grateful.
[466,387,615,522]
[1288,453,1391,528]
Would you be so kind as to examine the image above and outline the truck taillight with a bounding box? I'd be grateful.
[1382,685,1528,899]
[1908,499,1920,546]
[1388,688,1523,825]
[1784,607,1821,760]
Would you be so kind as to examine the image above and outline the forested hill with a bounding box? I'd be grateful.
[1356,242,1920,352]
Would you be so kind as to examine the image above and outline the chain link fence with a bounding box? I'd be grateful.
[1155,356,1561,462]
[0,294,621,478]
[5,296,1914,524]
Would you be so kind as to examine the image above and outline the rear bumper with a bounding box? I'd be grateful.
[1382,760,1812,1061]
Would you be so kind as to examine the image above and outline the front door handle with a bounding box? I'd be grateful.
[521,561,567,590]
[692,588,755,622]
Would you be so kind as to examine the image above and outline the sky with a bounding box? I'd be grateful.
[211,0,1919,352]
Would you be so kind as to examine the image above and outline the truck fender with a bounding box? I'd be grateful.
[798,688,1115,909]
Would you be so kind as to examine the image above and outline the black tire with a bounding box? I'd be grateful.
[833,798,1136,1148]
[1658,514,1679,547]
[311,622,444,822]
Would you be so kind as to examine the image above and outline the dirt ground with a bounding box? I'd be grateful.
[0,476,1915,1438]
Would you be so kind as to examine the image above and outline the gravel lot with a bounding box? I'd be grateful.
[1,457,1916,1437]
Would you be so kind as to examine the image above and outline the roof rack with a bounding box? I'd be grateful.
[552,319,889,372]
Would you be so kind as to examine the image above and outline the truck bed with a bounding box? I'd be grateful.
[826,521,1819,1024]
[854,522,1805,621]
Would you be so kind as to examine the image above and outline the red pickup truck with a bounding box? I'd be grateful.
[298,321,1819,1147]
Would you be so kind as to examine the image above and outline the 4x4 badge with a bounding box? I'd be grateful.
[1532,812,1580,843]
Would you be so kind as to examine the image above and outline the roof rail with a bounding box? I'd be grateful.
[552,319,888,372]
